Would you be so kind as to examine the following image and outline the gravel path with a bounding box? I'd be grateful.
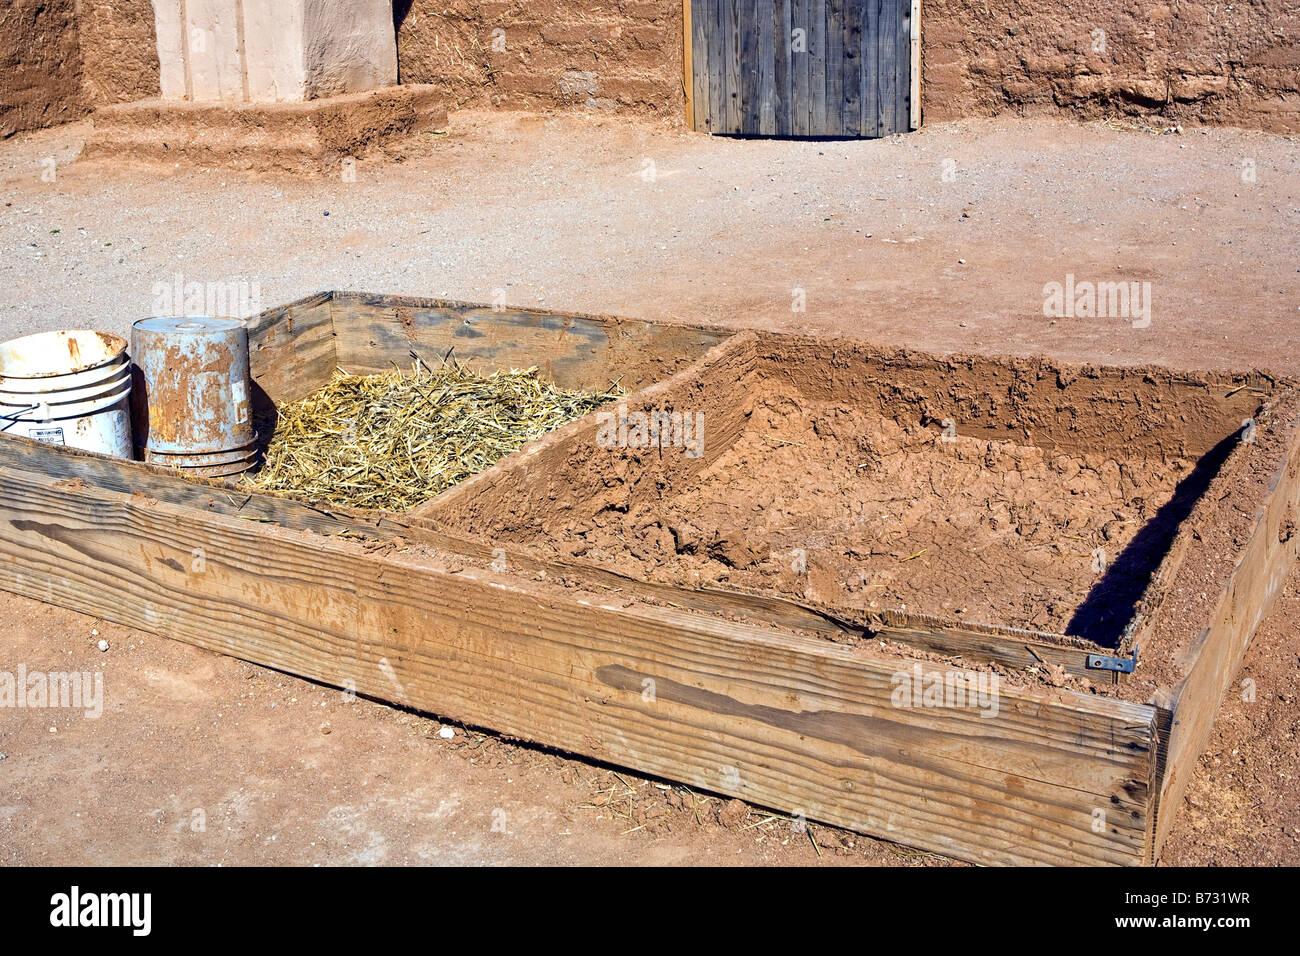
[1,110,1297,373]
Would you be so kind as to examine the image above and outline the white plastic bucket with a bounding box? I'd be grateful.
[0,390,132,457]
[0,330,133,458]
[0,330,129,391]
[0,353,128,394]
[0,368,132,406]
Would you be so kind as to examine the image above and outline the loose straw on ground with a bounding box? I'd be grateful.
[245,359,619,510]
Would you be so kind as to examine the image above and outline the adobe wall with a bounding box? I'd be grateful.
[395,0,1298,133]
[924,1,1300,134]
[394,1,682,113]
[0,0,85,137]
[3,1,1296,136]
[77,0,160,108]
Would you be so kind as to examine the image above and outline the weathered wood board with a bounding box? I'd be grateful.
[689,0,913,137]
[0,464,1163,866]
[328,291,731,392]
[1150,404,1300,859]
[245,291,335,402]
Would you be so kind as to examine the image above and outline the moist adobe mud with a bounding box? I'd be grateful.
[430,337,1266,649]
[524,392,1197,642]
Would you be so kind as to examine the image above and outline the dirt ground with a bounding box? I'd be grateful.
[0,589,939,866]
[0,109,1298,865]
[1,111,1298,375]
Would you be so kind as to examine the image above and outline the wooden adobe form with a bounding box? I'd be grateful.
[1,290,1296,866]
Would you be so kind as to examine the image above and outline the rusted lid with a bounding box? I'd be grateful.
[133,316,246,336]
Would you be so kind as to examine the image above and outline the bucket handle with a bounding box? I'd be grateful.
[0,402,44,432]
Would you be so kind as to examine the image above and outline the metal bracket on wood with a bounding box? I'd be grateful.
[1086,646,1139,674]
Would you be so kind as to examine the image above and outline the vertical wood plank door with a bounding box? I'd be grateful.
[688,0,917,137]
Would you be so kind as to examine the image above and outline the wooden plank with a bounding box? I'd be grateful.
[696,0,719,133]
[840,0,863,136]
[0,464,1164,865]
[824,0,844,136]
[712,0,733,132]
[790,0,810,136]
[870,620,1110,680]
[878,0,900,135]
[896,0,912,133]
[757,0,776,134]
[0,433,393,538]
[772,0,792,135]
[244,291,337,402]
[909,0,920,130]
[244,289,330,346]
[327,292,732,393]
[1152,412,1300,859]
[724,0,743,133]
[684,0,697,130]
[860,0,880,137]
[739,0,761,134]
[807,0,827,134]
[0,424,1110,683]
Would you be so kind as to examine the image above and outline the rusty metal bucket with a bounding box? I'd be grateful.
[141,444,261,478]
[131,316,256,477]
[145,450,260,479]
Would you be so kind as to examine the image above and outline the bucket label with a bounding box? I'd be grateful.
[30,427,65,446]
[232,380,249,424]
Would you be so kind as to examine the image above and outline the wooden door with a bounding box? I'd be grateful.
[686,0,919,137]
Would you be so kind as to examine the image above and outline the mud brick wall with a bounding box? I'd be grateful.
[395,1,683,113]
[924,0,1300,134]
[2,0,1296,134]
[1,0,158,138]
[395,0,1299,130]
[75,0,161,108]
[0,0,85,137]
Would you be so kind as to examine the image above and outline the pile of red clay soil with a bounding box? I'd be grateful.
[545,392,1198,641]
